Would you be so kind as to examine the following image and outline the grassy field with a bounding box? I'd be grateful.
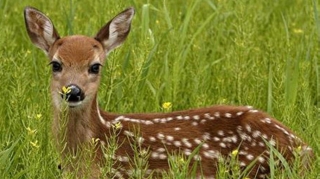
[0,0,319,178]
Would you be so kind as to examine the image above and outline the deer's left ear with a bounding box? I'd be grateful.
[24,6,60,54]
[95,7,135,54]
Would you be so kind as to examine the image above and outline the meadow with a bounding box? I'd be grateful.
[0,0,319,178]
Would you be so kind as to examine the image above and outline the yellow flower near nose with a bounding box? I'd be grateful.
[62,86,71,94]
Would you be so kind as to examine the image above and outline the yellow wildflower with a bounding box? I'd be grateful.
[26,127,37,135]
[293,28,303,34]
[62,86,71,94]
[91,138,100,144]
[295,145,302,153]
[36,114,42,120]
[113,122,123,130]
[30,140,39,148]
[231,149,238,157]
[162,102,172,110]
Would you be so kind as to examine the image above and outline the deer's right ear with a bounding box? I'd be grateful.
[95,7,135,54]
[24,6,60,54]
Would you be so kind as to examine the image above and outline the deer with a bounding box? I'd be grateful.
[24,6,313,179]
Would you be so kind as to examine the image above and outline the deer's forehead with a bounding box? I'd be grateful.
[50,35,104,63]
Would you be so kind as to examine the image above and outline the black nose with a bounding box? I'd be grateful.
[61,84,85,102]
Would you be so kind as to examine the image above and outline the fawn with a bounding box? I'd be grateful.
[24,6,313,179]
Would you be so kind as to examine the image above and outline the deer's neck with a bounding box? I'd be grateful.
[53,95,106,154]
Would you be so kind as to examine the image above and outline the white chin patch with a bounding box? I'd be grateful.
[68,101,83,108]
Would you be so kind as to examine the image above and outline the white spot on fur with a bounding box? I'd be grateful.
[173,141,182,147]
[202,143,209,149]
[151,152,159,159]
[182,138,192,148]
[246,154,254,160]
[167,117,173,121]
[262,134,268,139]
[152,118,160,123]
[184,116,190,120]
[236,111,244,116]
[202,132,211,140]
[260,118,272,124]
[252,130,261,138]
[239,150,248,155]
[144,120,154,125]
[117,156,129,162]
[249,109,259,113]
[149,136,156,142]
[219,142,226,148]
[194,138,202,145]
[160,118,167,123]
[124,130,134,137]
[224,113,232,118]
[159,153,167,159]
[156,147,166,153]
[203,150,221,159]
[153,118,160,123]
[166,135,174,141]
[240,161,246,167]
[193,115,200,120]
[258,142,265,147]
[217,130,224,136]
[258,156,265,163]
[184,149,192,156]
[157,133,165,140]
[204,113,211,119]
[245,124,252,133]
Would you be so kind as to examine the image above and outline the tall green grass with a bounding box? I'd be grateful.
[0,0,319,178]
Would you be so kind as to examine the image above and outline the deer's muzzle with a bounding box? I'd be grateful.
[61,84,85,106]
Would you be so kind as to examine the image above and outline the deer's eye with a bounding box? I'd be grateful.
[50,61,62,72]
[89,63,101,74]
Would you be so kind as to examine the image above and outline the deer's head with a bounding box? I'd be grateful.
[24,6,134,109]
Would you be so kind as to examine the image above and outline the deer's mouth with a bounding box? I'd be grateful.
[67,101,83,108]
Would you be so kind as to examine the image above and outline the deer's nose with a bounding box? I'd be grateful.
[61,84,85,102]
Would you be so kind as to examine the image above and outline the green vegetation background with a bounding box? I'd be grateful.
[0,0,319,178]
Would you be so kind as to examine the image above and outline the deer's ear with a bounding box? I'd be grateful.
[24,6,60,54]
[95,7,134,54]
